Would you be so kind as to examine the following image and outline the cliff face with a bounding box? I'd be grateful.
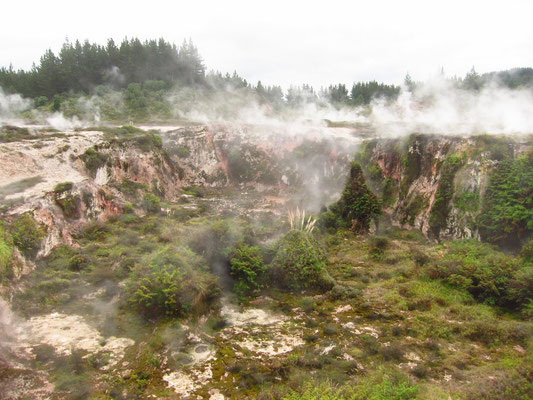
[358,133,533,243]
[1,124,359,260]
[3,125,530,264]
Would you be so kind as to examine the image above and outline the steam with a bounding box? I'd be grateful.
[166,83,362,130]
[0,87,31,125]
[3,70,533,137]
[369,78,533,136]
[45,112,84,130]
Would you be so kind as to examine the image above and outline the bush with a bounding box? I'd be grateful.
[0,223,13,282]
[80,147,109,176]
[102,126,162,152]
[142,193,160,214]
[326,162,381,233]
[53,182,80,219]
[126,246,220,318]
[229,243,266,297]
[187,219,242,265]
[123,203,134,214]
[369,236,389,261]
[520,239,533,262]
[269,230,331,291]
[353,370,418,400]
[429,240,528,309]
[477,153,533,249]
[117,179,148,198]
[282,381,353,400]
[11,213,44,257]
[77,221,110,242]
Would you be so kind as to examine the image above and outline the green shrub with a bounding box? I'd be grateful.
[353,369,418,400]
[369,236,389,260]
[520,239,533,262]
[142,193,160,214]
[123,203,134,214]
[117,179,148,198]
[53,182,80,219]
[477,153,533,249]
[102,126,162,152]
[77,221,110,242]
[429,240,528,308]
[187,219,242,265]
[229,243,266,297]
[282,381,353,400]
[11,213,44,257]
[318,211,341,233]
[80,147,109,176]
[327,162,381,233]
[269,230,331,291]
[0,125,32,142]
[0,223,14,282]
[126,246,220,318]
[181,186,205,198]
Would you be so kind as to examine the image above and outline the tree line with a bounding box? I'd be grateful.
[0,38,206,98]
[0,37,402,108]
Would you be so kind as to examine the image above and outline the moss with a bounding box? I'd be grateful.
[429,153,464,237]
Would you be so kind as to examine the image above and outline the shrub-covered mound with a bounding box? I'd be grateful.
[270,230,332,291]
[428,239,532,311]
[321,162,381,233]
[229,243,266,297]
[126,245,219,318]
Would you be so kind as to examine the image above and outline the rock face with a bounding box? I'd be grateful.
[3,125,530,261]
[2,124,359,259]
[358,133,533,241]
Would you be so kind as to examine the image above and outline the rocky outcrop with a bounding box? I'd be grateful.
[358,133,533,241]
[1,124,360,261]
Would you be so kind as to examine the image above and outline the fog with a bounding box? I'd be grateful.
[369,78,533,136]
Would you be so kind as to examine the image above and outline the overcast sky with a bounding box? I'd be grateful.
[1,0,532,89]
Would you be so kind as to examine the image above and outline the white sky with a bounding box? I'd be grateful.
[1,0,532,89]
